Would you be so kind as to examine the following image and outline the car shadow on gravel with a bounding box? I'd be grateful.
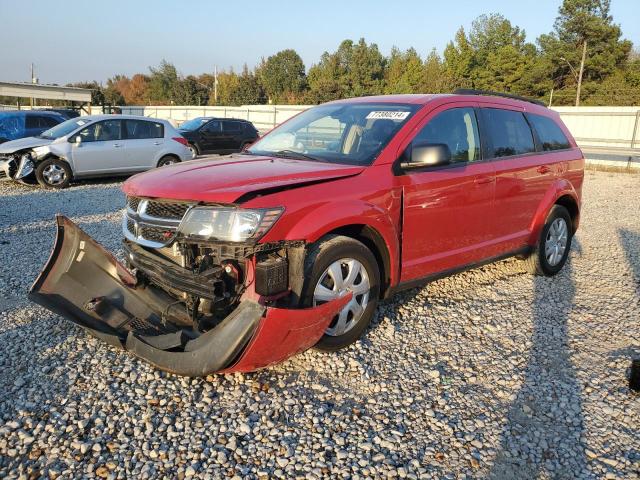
[489,241,590,479]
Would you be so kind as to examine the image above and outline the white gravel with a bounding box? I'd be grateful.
[0,171,638,479]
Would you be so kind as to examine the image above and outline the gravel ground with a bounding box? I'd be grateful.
[0,171,638,480]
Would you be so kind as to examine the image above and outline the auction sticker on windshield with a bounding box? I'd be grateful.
[366,111,410,120]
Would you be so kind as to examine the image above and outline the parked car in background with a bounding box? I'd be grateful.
[30,91,584,376]
[0,114,191,188]
[0,110,66,144]
[178,117,259,158]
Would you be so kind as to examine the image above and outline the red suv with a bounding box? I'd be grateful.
[30,91,584,376]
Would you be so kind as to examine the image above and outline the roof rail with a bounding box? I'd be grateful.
[453,89,547,107]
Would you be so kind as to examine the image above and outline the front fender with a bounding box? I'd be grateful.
[528,179,579,244]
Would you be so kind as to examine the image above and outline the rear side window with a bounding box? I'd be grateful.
[223,121,242,133]
[482,108,535,158]
[528,114,571,151]
[125,120,164,139]
[413,107,481,162]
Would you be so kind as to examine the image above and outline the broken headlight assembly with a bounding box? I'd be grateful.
[178,207,283,243]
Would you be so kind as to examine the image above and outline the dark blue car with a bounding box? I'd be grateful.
[0,111,66,144]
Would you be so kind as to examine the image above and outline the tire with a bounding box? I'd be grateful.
[524,205,573,276]
[301,235,380,351]
[158,155,180,167]
[187,143,199,159]
[35,158,72,189]
[240,141,252,152]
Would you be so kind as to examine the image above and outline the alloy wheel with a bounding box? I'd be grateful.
[42,164,67,186]
[545,217,568,266]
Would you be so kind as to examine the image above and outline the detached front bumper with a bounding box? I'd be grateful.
[29,216,350,376]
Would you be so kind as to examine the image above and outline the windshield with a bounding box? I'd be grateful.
[247,103,420,165]
[179,118,210,131]
[39,117,91,140]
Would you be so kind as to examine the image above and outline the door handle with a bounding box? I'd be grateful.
[474,176,495,185]
[537,165,551,174]
[153,141,161,145]
[113,143,123,148]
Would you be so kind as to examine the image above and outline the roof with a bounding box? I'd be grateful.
[0,82,92,102]
[70,114,172,122]
[0,110,66,117]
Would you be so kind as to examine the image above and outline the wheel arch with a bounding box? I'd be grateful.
[319,224,392,299]
[554,194,580,233]
[528,180,580,244]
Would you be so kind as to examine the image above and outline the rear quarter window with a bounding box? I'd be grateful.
[528,114,571,151]
[482,108,535,158]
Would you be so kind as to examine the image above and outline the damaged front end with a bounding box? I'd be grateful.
[0,152,35,181]
[29,216,350,376]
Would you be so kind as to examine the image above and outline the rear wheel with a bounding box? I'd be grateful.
[187,143,199,159]
[158,155,180,167]
[301,235,380,351]
[524,204,572,276]
[35,158,72,189]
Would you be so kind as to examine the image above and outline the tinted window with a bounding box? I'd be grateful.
[125,120,163,139]
[203,120,221,133]
[483,108,535,158]
[25,115,55,129]
[413,107,481,162]
[528,114,571,151]
[40,116,60,128]
[223,121,242,133]
[78,120,122,142]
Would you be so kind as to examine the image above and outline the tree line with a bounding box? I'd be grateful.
[6,0,639,107]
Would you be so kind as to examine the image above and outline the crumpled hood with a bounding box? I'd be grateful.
[0,136,52,154]
[122,154,364,203]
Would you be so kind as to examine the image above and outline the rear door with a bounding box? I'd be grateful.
[70,120,127,174]
[123,119,165,170]
[399,103,497,281]
[478,105,555,252]
[199,120,222,152]
[221,120,244,152]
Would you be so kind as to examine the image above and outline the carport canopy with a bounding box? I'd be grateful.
[0,81,92,103]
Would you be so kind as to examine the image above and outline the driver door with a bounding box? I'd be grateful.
[71,120,128,175]
[398,103,497,282]
[199,120,222,153]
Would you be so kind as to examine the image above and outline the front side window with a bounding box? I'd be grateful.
[482,108,535,158]
[247,103,420,165]
[78,120,122,142]
[125,120,163,139]
[413,107,481,162]
[528,114,571,151]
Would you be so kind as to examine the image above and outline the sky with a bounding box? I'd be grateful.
[1,0,639,85]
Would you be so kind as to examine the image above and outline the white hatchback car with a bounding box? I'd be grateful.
[0,114,192,188]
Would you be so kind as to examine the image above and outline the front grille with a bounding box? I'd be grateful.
[139,226,173,243]
[126,218,136,235]
[0,170,6,179]
[145,201,191,219]
[127,197,140,212]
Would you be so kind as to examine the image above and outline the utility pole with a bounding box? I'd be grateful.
[575,40,587,107]
[30,63,36,108]
[214,65,218,104]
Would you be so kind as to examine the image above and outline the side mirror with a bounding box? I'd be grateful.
[401,143,451,170]
[73,136,82,145]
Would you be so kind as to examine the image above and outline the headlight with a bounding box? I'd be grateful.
[32,146,49,158]
[178,207,283,242]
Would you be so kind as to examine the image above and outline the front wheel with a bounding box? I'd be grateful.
[35,158,72,189]
[524,204,573,276]
[158,155,180,167]
[301,235,380,351]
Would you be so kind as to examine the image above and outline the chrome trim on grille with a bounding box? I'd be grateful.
[123,197,195,248]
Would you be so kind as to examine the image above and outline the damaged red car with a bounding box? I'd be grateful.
[29,91,584,376]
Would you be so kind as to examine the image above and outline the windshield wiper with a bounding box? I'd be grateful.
[273,150,320,162]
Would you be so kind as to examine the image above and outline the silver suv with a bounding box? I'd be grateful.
[0,114,191,188]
